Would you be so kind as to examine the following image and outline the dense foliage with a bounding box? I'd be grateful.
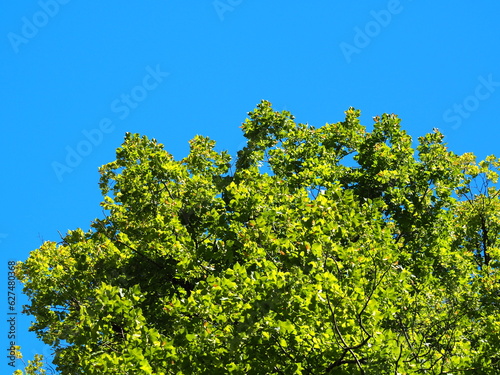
[16,101,500,374]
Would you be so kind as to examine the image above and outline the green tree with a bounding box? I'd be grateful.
[13,353,47,375]
[16,101,500,374]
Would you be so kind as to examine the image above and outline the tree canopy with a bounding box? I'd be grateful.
[16,100,500,374]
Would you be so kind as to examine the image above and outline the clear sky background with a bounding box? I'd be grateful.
[1,1,500,373]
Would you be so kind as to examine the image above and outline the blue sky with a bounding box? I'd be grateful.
[1,1,500,372]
